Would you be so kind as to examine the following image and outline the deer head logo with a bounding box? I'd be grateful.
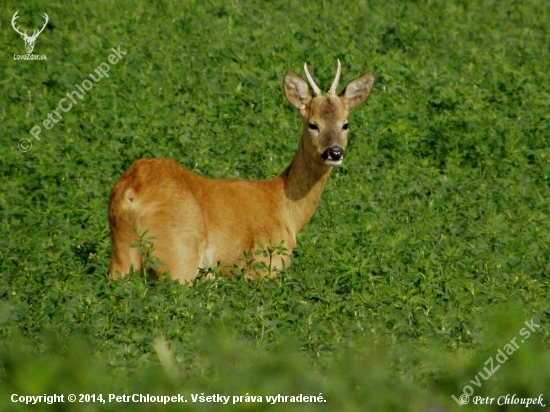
[11,11,48,54]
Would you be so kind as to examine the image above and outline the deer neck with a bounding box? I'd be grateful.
[279,136,332,235]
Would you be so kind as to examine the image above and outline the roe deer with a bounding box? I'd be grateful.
[108,60,374,282]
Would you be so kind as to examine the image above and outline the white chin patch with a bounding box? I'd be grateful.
[325,159,343,166]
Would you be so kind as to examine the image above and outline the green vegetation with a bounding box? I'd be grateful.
[1,0,549,410]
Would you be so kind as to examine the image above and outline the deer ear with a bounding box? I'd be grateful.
[339,71,375,111]
[284,70,312,111]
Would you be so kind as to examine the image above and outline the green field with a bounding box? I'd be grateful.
[1,0,549,410]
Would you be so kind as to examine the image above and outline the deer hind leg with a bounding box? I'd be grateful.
[109,225,203,282]
[108,222,142,278]
[108,159,206,282]
[108,185,143,278]
[109,213,203,283]
[150,236,203,283]
[130,202,206,283]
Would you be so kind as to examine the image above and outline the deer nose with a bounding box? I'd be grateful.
[321,146,345,161]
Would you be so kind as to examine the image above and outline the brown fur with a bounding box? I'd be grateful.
[108,64,374,282]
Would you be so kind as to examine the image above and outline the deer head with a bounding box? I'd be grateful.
[11,11,49,54]
[284,60,375,166]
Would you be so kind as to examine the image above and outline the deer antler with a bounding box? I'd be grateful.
[328,59,342,96]
[29,13,49,40]
[304,60,342,97]
[11,11,28,38]
[303,63,322,96]
[11,11,48,41]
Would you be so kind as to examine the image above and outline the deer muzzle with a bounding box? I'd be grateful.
[321,146,345,166]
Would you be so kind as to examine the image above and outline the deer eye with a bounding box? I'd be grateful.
[308,123,318,130]
[342,123,349,130]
